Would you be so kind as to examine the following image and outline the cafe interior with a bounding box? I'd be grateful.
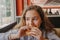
[0,0,60,40]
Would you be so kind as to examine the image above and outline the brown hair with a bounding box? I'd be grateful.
[14,5,55,32]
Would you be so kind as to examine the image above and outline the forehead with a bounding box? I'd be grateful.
[25,10,40,17]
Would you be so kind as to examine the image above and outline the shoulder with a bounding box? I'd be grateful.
[47,31,60,40]
[4,29,19,34]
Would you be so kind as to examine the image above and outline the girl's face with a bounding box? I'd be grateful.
[25,10,42,28]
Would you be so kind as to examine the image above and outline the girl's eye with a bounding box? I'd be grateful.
[26,18,29,21]
[33,18,38,20]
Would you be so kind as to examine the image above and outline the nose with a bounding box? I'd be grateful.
[29,20,33,27]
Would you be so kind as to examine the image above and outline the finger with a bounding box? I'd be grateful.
[30,30,40,36]
[30,30,42,37]
[29,32,40,40]
[31,27,42,36]
[30,34,37,38]
[29,32,39,36]
[32,27,41,32]
[29,32,42,40]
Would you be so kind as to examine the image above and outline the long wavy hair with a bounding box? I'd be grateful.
[14,5,55,32]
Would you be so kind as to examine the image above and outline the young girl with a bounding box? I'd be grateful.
[9,5,60,40]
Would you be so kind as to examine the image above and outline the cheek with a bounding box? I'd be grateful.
[33,20,41,27]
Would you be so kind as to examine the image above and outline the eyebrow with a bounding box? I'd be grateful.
[25,16,38,19]
[26,16,38,17]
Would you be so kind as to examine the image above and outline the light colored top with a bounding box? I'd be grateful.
[20,36,37,40]
[43,31,60,40]
[20,31,60,40]
[0,29,60,40]
[0,29,18,40]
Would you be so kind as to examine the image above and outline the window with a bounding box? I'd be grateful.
[0,0,16,28]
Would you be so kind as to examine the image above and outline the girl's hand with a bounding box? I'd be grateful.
[18,26,44,40]
[28,27,43,40]
[18,26,31,37]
